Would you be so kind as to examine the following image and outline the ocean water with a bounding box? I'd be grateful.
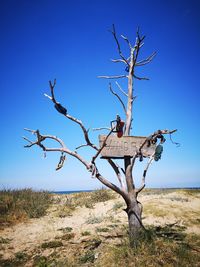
[52,190,94,194]
[52,187,199,195]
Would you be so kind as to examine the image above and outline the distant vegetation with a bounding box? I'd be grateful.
[0,188,52,228]
[0,188,115,227]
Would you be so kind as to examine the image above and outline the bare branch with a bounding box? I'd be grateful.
[133,74,149,81]
[136,26,146,42]
[98,75,127,79]
[136,156,154,195]
[47,79,99,151]
[95,168,128,203]
[114,162,126,190]
[49,79,57,103]
[109,83,126,115]
[91,128,114,164]
[93,127,111,131]
[75,144,89,150]
[121,34,132,49]
[136,51,157,66]
[24,129,92,170]
[22,136,33,144]
[24,128,37,134]
[111,58,127,64]
[44,93,53,100]
[115,81,128,97]
[110,24,130,66]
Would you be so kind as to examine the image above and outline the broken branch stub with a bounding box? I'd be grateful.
[99,135,156,158]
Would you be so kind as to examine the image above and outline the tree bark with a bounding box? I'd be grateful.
[123,156,144,245]
[126,198,143,246]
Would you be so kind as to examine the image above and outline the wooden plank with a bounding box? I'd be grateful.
[99,135,156,158]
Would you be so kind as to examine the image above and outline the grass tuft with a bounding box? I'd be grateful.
[85,214,104,224]
[41,240,63,249]
[79,250,96,264]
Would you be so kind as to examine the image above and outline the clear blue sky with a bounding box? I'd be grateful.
[0,0,199,191]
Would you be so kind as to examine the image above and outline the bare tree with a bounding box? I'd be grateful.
[24,25,177,245]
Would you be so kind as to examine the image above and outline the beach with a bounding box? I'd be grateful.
[0,189,199,266]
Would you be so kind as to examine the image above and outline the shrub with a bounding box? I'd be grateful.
[85,214,104,224]
[81,231,91,236]
[79,250,95,264]
[61,233,75,240]
[41,240,63,249]
[112,202,124,211]
[90,188,116,203]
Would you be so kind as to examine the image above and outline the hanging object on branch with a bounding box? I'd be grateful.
[110,115,124,138]
[54,103,67,115]
[154,144,163,161]
[56,152,66,170]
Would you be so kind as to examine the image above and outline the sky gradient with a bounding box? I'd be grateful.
[0,0,199,191]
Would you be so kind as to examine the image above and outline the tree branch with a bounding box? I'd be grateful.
[136,51,157,66]
[111,58,127,64]
[91,127,114,164]
[121,34,132,49]
[133,74,149,81]
[24,129,92,170]
[109,83,126,115]
[93,127,111,131]
[136,156,154,195]
[95,170,129,203]
[45,79,99,151]
[115,81,128,97]
[110,24,130,66]
[98,75,127,79]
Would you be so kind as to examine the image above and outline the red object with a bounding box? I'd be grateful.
[117,121,124,138]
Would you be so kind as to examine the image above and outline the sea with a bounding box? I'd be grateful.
[52,190,94,195]
[52,187,199,195]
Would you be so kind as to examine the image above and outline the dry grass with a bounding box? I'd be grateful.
[0,189,51,228]
[54,188,116,218]
[96,225,200,267]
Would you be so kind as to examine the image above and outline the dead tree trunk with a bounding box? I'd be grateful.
[123,155,144,243]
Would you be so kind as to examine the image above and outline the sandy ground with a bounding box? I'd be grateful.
[0,190,199,265]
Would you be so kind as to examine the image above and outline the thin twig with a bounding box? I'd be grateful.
[111,58,127,64]
[121,34,132,49]
[109,83,126,115]
[133,74,149,81]
[44,93,53,100]
[75,144,89,150]
[110,24,130,66]
[98,75,127,79]
[115,81,128,97]
[93,127,111,131]
[136,52,157,66]
[136,156,154,195]
[47,79,99,151]
[91,127,115,164]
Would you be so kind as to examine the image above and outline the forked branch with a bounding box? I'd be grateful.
[110,24,130,66]
[23,128,91,170]
[45,80,98,151]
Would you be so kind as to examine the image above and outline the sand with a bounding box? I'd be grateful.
[0,189,199,266]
